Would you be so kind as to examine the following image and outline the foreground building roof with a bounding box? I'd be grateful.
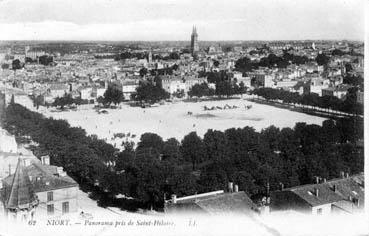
[2,159,38,211]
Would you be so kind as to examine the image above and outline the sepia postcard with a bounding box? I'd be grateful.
[0,0,367,235]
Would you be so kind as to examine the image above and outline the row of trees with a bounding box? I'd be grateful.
[252,87,363,115]
[3,103,363,210]
[111,51,181,62]
[235,52,311,72]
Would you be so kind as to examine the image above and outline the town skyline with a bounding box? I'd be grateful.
[0,0,365,41]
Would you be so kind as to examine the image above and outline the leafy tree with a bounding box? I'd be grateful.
[103,86,124,105]
[53,93,74,109]
[168,52,180,60]
[188,83,215,98]
[137,133,165,157]
[172,89,185,98]
[215,80,233,97]
[1,64,9,69]
[25,57,35,64]
[198,163,228,192]
[316,53,330,66]
[131,81,169,104]
[172,64,179,71]
[139,67,148,77]
[180,132,206,170]
[12,59,22,70]
[238,82,247,94]
[331,49,345,56]
[162,138,181,161]
[96,96,106,105]
[39,55,53,66]
[203,129,228,162]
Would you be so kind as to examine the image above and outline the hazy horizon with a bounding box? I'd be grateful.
[0,0,365,41]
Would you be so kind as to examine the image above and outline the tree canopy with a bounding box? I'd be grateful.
[104,86,124,105]
[131,81,169,104]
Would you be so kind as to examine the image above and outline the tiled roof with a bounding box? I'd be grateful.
[48,83,68,91]
[167,191,258,215]
[195,192,258,214]
[283,174,364,208]
[1,159,39,210]
[289,184,343,207]
[3,161,78,193]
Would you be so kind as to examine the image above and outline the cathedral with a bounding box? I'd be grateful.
[190,26,199,56]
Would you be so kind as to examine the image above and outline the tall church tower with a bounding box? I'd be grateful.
[190,26,199,56]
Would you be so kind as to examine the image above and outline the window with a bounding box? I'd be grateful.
[317,208,323,215]
[62,202,69,214]
[47,204,54,215]
[47,192,53,202]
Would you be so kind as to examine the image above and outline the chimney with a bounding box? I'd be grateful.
[314,188,319,197]
[57,167,63,175]
[354,198,359,207]
[332,185,337,192]
[279,182,284,191]
[340,171,345,178]
[234,184,239,193]
[315,176,320,184]
[345,172,349,178]
[171,194,177,204]
[41,155,50,165]
[228,182,234,193]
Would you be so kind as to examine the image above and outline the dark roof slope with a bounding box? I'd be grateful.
[2,160,38,210]
[166,191,258,215]
[195,192,258,214]
[282,174,364,208]
[3,161,78,193]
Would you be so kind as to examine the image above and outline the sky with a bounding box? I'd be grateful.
[0,0,365,41]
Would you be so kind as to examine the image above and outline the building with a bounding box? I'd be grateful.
[249,72,274,88]
[78,86,93,100]
[121,80,139,100]
[0,156,79,219]
[190,26,199,56]
[162,78,186,95]
[270,173,364,215]
[304,78,330,96]
[0,159,39,221]
[321,85,352,100]
[356,91,364,104]
[0,128,17,154]
[46,83,69,99]
[165,183,259,215]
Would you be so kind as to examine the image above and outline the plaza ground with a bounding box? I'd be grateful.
[35,98,326,148]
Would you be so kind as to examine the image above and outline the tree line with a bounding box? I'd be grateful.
[252,87,363,115]
[235,52,311,72]
[2,103,363,210]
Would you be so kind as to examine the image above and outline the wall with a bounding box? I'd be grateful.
[36,186,78,216]
[311,203,331,215]
[270,191,312,213]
